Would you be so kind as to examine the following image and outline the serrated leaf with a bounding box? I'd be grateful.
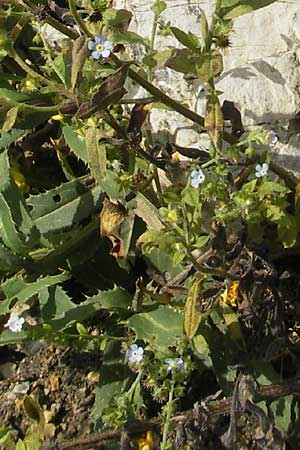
[39,285,75,322]
[0,240,27,272]
[15,439,26,450]
[184,277,202,339]
[170,27,199,51]
[0,151,42,250]
[196,51,223,82]
[62,125,88,162]
[2,106,18,132]
[128,305,183,348]
[86,127,107,183]
[26,179,103,240]
[0,272,70,315]
[0,192,28,255]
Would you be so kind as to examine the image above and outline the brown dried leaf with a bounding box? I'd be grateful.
[100,198,127,257]
[71,36,88,91]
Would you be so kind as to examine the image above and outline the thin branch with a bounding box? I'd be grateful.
[41,379,300,450]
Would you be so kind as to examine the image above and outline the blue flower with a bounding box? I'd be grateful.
[255,162,269,178]
[88,35,113,59]
[266,130,278,147]
[165,357,186,373]
[126,344,144,364]
[5,313,25,333]
[190,169,205,188]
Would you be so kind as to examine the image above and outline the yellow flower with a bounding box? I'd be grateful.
[51,114,64,122]
[136,431,155,450]
[221,282,239,308]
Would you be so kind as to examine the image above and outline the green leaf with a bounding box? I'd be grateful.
[26,179,103,240]
[39,285,75,322]
[103,8,132,29]
[15,440,26,450]
[184,277,202,339]
[278,215,298,248]
[165,48,199,76]
[86,127,107,183]
[257,181,289,197]
[92,340,132,424]
[200,8,209,42]
[0,240,27,272]
[220,0,277,20]
[0,272,70,315]
[170,27,199,51]
[192,334,212,368]
[111,31,150,48]
[0,150,42,251]
[270,395,300,433]
[62,125,88,162]
[0,128,28,149]
[128,305,183,348]
[196,51,223,82]
[2,106,18,132]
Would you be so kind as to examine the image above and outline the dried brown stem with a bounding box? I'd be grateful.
[41,379,300,450]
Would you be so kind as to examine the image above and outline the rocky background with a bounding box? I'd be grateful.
[114,0,300,173]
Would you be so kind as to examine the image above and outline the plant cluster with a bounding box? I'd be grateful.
[0,0,300,449]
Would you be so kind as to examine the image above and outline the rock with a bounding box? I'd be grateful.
[113,0,300,174]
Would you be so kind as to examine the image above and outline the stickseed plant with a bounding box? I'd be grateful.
[0,1,300,449]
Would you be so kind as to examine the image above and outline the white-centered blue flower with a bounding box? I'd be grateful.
[255,162,269,178]
[88,35,113,59]
[190,169,205,188]
[266,130,278,147]
[126,344,144,364]
[165,357,186,373]
[5,313,25,333]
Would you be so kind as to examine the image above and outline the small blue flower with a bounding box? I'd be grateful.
[5,313,25,333]
[266,130,278,147]
[190,169,205,188]
[255,162,269,178]
[165,357,186,373]
[88,35,113,59]
[126,344,144,364]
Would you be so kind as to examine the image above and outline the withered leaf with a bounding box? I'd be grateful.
[71,36,88,91]
[92,62,131,110]
[205,94,224,146]
[100,198,127,257]
[127,104,149,134]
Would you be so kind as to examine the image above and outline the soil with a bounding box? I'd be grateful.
[0,343,101,447]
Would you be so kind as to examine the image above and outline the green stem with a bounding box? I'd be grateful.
[161,381,175,450]
[10,48,57,91]
[46,16,79,40]
[148,13,158,82]
[110,54,205,129]
[68,0,93,37]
